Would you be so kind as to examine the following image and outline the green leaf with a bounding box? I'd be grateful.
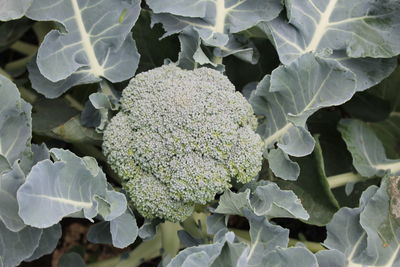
[0,0,32,21]
[172,211,318,266]
[0,18,32,52]
[32,98,102,143]
[266,0,400,59]
[250,182,309,220]
[168,232,232,267]
[274,138,340,226]
[338,119,400,178]
[110,211,138,248]
[267,148,300,181]
[149,0,282,64]
[149,0,282,38]
[250,53,356,158]
[87,222,112,245]
[262,247,318,267]
[245,212,289,266]
[17,149,126,228]
[342,92,391,122]
[210,241,248,267]
[0,221,42,267]
[26,0,141,98]
[215,181,309,220]
[0,75,32,168]
[262,0,398,92]
[133,10,179,73]
[25,224,62,262]
[369,66,400,159]
[323,176,400,266]
[58,252,86,267]
[315,250,346,267]
[0,162,26,232]
[138,219,160,241]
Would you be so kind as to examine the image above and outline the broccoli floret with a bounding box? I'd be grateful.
[103,65,263,222]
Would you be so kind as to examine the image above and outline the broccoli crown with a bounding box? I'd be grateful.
[103,65,263,222]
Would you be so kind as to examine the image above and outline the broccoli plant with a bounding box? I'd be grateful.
[0,0,400,267]
[103,65,263,222]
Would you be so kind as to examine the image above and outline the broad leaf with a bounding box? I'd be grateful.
[323,176,400,266]
[88,209,138,249]
[273,138,340,225]
[149,0,282,64]
[266,0,400,60]
[0,162,26,232]
[168,232,233,267]
[245,212,289,266]
[32,98,102,143]
[262,246,318,267]
[25,224,62,262]
[0,75,32,168]
[250,53,356,158]
[110,211,138,248]
[338,119,400,178]
[58,252,86,267]
[0,0,32,21]
[267,148,300,181]
[370,66,400,159]
[26,0,141,98]
[17,149,126,228]
[0,221,42,267]
[0,18,32,52]
[215,181,309,220]
[262,0,398,91]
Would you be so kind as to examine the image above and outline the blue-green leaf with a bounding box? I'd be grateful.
[0,221,42,267]
[338,119,400,177]
[0,0,32,21]
[0,75,32,169]
[250,53,356,158]
[261,0,398,92]
[17,149,126,228]
[26,0,141,98]
[323,176,400,266]
[149,0,281,64]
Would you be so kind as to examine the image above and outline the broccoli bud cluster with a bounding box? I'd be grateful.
[103,65,263,222]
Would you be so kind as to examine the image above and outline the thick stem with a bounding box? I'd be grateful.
[212,55,223,65]
[327,172,365,189]
[10,41,37,56]
[88,234,162,267]
[181,212,210,241]
[160,221,181,259]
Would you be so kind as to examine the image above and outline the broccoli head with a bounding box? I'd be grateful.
[103,65,263,222]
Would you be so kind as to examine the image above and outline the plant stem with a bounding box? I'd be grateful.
[181,212,210,241]
[88,234,162,267]
[10,41,37,56]
[0,68,11,79]
[327,172,365,189]
[65,94,85,111]
[160,221,181,259]
[288,239,325,253]
[212,55,223,65]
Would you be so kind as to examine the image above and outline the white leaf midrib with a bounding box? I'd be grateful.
[21,192,93,209]
[305,0,338,52]
[70,0,104,77]
[214,0,226,33]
